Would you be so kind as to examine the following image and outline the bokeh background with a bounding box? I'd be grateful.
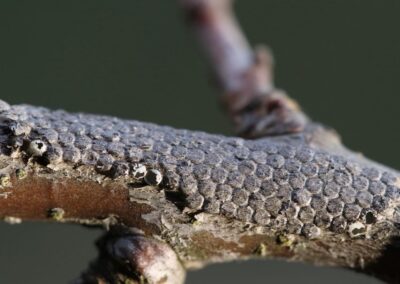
[0,1,399,283]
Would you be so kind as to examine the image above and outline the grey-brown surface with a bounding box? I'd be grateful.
[0,0,393,284]
[0,101,399,283]
[1,102,400,239]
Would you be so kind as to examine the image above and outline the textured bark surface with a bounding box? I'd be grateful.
[0,1,399,284]
[0,102,399,283]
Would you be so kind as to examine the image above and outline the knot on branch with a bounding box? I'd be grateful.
[223,89,309,138]
[75,227,185,284]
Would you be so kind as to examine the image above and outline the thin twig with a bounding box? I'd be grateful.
[180,0,308,138]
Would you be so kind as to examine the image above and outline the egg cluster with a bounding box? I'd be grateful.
[1,101,399,239]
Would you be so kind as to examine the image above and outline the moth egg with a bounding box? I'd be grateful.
[28,140,47,156]
[144,169,162,186]
[132,163,147,179]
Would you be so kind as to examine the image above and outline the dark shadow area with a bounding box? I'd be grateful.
[187,259,381,284]
[363,236,400,283]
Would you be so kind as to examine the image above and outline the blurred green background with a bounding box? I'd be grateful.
[0,0,398,283]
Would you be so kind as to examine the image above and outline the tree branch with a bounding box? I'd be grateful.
[181,0,308,138]
[0,1,399,284]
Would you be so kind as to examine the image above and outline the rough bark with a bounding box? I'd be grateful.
[0,1,399,284]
